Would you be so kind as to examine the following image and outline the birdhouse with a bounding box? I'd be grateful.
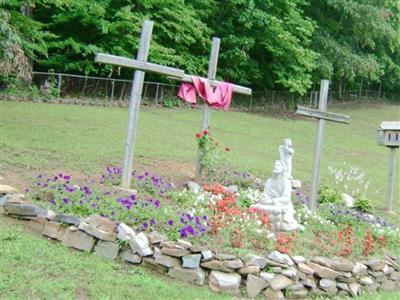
[378,121,400,147]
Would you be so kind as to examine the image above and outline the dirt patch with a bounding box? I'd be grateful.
[75,287,91,300]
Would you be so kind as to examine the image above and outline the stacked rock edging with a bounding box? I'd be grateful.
[1,189,399,299]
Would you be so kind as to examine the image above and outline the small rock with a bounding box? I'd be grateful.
[271,267,282,273]
[215,253,236,260]
[0,194,24,206]
[270,274,293,291]
[292,255,306,264]
[264,288,284,300]
[330,258,355,272]
[0,184,18,194]
[301,278,317,289]
[146,230,167,244]
[308,262,340,279]
[269,251,294,266]
[298,263,315,275]
[336,272,356,283]
[291,179,302,189]
[42,221,65,240]
[117,223,135,241]
[364,258,387,271]
[94,241,119,259]
[62,227,95,252]
[142,257,168,274]
[223,259,244,269]
[282,268,297,279]
[209,270,241,295]
[352,262,368,276]
[337,282,350,292]
[121,250,142,264]
[177,239,192,249]
[168,267,205,286]
[201,250,213,261]
[264,259,287,268]
[244,254,268,268]
[182,254,201,269]
[53,214,81,226]
[79,222,116,242]
[201,260,233,273]
[161,247,190,258]
[187,181,201,193]
[359,276,374,285]
[390,271,400,281]
[246,274,268,298]
[260,272,275,282]
[190,245,208,252]
[227,185,238,193]
[348,282,360,297]
[130,232,153,256]
[154,247,180,268]
[27,217,46,232]
[4,202,38,216]
[86,214,116,232]
[319,279,337,293]
[239,265,260,275]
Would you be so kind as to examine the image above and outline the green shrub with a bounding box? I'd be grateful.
[355,195,374,213]
[162,97,181,108]
[318,185,343,204]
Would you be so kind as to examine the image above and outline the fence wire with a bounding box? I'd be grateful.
[26,72,400,111]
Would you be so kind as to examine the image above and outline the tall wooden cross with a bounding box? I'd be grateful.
[296,80,350,211]
[171,38,252,179]
[95,20,185,189]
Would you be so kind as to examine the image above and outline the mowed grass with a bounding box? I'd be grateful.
[0,101,399,218]
[0,219,230,300]
[1,219,399,300]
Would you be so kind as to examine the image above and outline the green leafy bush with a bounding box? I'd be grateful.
[162,98,181,108]
[355,195,374,213]
[318,186,343,204]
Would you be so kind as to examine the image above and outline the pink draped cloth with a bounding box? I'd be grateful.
[177,77,233,111]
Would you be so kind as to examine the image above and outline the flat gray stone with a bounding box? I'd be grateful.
[201,260,234,273]
[62,227,95,251]
[223,259,244,269]
[268,251,294,266]
[117,223,135,241]
[298,263,315,275]
[187,181,201,193]
[260,272,275,282]
[364,258,387,271]
[154,249,180,268]
[270,274,293,291]
[308,262,340,279]
[177,239,192,249]
[209,270,241,295]
[239,265,260,275]
[161,247,190,258]
[168,266,205,286]
[215,253,236,260]
[337,282,350,292]
[4,202,38,216]
[129,232,153,256]
[27,217,46,232]
[246,274,268,298]
[0,184,18,194]
[301,278,317,289]
[349,282,360,297]
[147,231,167,244]
[142,257,168,274]
[352,262,368,276]
[201,250,213,261]
[121,250,142,264]
[94,241,119,259]
[182,254,201,269]
[53,214,81,226]
[244,254,268,268]
[319,279,337,293]
[42,221,65,240]
[79,222,116,242]
[330,258,354,272]
[0,194,24,206]
[390,271,400,281]
[292,255,306,264]
[282,268,297,279]
[359,276,374,285]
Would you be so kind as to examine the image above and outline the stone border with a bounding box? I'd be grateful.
[1,192,399,299]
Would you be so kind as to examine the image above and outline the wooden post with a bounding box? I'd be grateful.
[309,80,329,211]
[121,20,154,189]
[387,147,397,211]
[196,37,220,181]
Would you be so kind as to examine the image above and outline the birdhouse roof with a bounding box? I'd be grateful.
[379,121,400,130]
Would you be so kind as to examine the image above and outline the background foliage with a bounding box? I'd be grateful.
[1,0,399,94]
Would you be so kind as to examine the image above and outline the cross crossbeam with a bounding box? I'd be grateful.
[296,106,350,123]
[95,53,184,78]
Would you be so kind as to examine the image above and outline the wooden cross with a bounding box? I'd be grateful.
[95,20,185,189]
[170,38,252,180]
[295,80,350,211]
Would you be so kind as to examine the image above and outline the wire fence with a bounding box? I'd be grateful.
[2,71,398,111]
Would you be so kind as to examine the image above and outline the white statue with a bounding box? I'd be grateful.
[279,139,294,179]
[251,160,303,232]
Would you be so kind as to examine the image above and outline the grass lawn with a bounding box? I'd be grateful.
[1,101,399,222]
[1,219,399,300]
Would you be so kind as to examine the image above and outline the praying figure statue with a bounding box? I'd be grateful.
[251,160,303,232]
[279,138,294,180]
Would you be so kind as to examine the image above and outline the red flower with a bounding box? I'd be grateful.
[203,130,209,135]
[225,147,231,152]
[195,133,201,139]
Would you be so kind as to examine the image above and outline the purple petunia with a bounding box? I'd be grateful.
[62,197,70,204]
